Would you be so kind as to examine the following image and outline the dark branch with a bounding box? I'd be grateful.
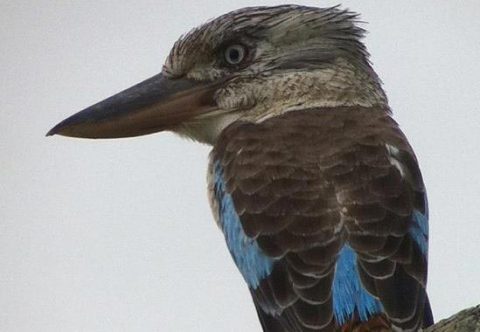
[426,305,480,332]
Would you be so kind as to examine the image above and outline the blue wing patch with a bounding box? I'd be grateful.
[409,210,428,255]
[409,192,429,255]
[333,245,383,325]
[333,204,428,325]
[213,161,274,289]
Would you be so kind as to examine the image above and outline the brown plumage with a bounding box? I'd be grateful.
[342,314,391,331]
[209,107,430,331]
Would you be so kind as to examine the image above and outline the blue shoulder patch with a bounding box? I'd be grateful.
[213,161,274,289]
[409,210,428,255]
[408,192,429,255]
[333,245,383,325]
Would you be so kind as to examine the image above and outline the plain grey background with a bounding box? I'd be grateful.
[2,1,479,331]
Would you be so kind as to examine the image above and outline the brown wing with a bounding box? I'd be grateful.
[210,107,430,331]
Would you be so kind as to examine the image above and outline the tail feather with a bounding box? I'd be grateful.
[422,296,434,328]
[252,297,287,332]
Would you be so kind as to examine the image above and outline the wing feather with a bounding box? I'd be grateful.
[209,107,432,331]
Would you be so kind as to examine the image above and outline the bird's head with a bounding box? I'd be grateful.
[48,5,387,144]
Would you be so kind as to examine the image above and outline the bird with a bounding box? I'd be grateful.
[48,5,434,332]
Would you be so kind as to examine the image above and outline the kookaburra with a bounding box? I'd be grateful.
[48,5,434,331]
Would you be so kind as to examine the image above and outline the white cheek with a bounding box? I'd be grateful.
[187,65,224,81]
[215,84,256,111]
[203,112,242,140]
[174,112,242,145]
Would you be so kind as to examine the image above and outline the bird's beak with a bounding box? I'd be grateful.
[47,73,219,138]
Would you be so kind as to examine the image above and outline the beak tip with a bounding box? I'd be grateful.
[46,122,65,137]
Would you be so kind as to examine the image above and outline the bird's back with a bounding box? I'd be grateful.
[209,107,432,331]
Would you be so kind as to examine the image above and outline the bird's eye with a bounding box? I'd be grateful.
[224,44,246,66]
